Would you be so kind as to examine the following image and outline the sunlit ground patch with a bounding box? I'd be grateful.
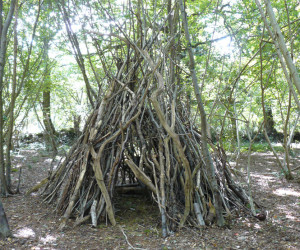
[273,188,300,197]
[254,223,261,229]
[14,227,36,238]
[274,204,299,221]
[44,159,53,163]
[40,234,57,244]
[251,174,277,187]
[285,214,298,220]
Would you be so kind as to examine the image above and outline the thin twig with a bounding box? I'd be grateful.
[118,225,145,250]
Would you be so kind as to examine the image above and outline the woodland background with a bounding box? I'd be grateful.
[0,0,299,248]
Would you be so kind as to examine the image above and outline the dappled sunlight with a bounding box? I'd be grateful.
[14,227,36,238]
[13,228,58,246]
[44,158,53,163]
[290,143,300,149]
[13,154,26,159]
[20,142,46,150]
[254,223,261,229]
[40,234,58,244]
[229,161,236,166]
[43,156,64,169]
[251,174,275,181]
[273,188,300,197]
[251,173,277,187]
[286,214,298,220]
[13,163,23,169]
[274,204,299,221]
[252,152,273,156]
[252,152,284,161]
[254,160,275,166]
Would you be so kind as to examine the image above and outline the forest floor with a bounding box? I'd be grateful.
[1,142,300,249]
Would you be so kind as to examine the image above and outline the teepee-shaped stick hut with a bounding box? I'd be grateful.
[30,2,253,237]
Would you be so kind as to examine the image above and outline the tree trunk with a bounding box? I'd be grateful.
[73,115,81,136]
[58,1,97,107]
[0,200,11,239]
[263,0,300,96]
[5,0,19,188]
[42,38,57,153]
[255,0,300,110]
[0,0,17,195]
[179,0,225,227]
[42,90,57,153]
[264,105,276,136]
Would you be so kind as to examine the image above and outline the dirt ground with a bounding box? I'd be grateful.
[1,143,300,249]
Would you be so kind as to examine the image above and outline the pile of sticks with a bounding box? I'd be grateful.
[32,3,252,235]
[38,53,250,236]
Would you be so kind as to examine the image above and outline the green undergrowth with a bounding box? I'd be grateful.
[223,142,285,153]
[240,142,284,153]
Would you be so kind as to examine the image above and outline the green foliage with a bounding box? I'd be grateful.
[223,141,286,153]
[239,142,284,153]
[1,0,299,161]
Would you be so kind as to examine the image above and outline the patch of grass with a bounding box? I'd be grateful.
[98,224,109,229]
[143,227,159,236]
[239,142,284,153]
[241,143,268,152]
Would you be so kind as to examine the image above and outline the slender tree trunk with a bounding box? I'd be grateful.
[263,0,300,95]
[259,40,293,179]
[0,200,11,239]
[283,91,292,175]
[246,123,256,215]
[42,38,57,153]
[73,115,81,136]
[0,0,17,195]
[179,0,224,227]
[282,1,294,178]
[228,96,237,151]
[42,91,57,153]
[234,52,242,167]
[5,0,19,188]
[264,105,276,136]
[255,0,300,111]
[58,1,97,107]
